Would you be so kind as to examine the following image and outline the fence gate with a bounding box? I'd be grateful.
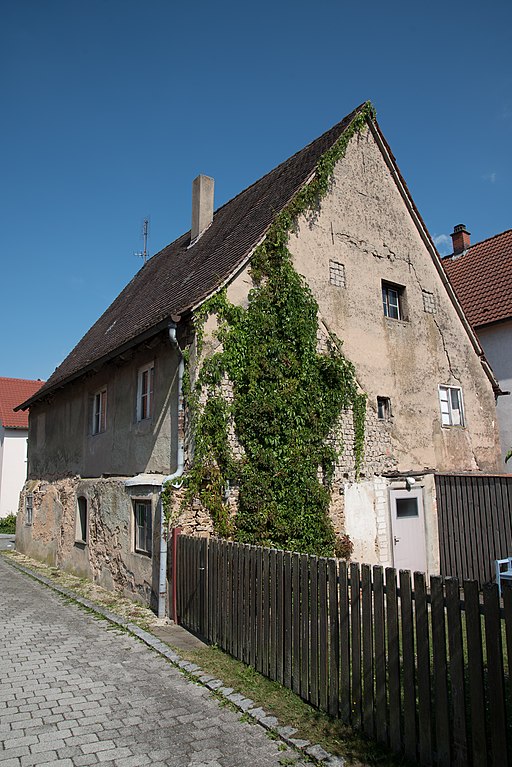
[435,473,512,587]
[176,533,208,637]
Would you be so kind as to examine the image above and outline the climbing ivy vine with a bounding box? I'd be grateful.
[180,103,373,555]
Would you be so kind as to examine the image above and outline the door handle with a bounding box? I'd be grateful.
[394,536,400,544]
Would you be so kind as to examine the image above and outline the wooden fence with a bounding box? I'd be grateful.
[436,474,512,587]
[176,534,512,767]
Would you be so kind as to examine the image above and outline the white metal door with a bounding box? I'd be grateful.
[389,488,427,573]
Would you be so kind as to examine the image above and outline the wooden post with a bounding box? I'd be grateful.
[170,527,182,623]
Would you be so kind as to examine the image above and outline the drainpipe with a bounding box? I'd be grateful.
[157,321,185,619]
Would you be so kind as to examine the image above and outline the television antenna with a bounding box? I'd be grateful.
[134,218,149,264]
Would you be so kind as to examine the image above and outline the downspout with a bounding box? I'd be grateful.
[157,321,185,619]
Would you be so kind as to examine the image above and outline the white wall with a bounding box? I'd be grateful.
[0,427,28,518]
[477,320,512,470]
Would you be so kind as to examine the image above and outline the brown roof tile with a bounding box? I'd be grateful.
[443,230,512,328]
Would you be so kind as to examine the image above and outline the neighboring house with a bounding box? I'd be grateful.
[16,103,503,611]
[0,377,44,519]
[443,226,512,469]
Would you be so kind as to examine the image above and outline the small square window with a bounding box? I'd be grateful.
[439,385,464,427]
[134,500,152,556]
[92,388,107,434]
[377,396,392,420]
[382,281,405,320]
[329,260,346,287]
[25,494,33,526]
[76,496,88,544]
[137,364,154,421]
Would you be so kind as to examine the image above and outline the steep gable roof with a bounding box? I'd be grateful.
[19,101,500,409]
[0,378,44,428]
[443,229,512,328]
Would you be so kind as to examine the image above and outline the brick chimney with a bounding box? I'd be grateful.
[191,175,214,243]
[451,224,471,255]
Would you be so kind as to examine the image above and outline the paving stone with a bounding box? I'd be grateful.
[0,557,318,767]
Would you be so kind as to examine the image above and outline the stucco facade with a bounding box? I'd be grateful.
[17,106,502,611]
[474,320,512,469]
[0,427,28,518]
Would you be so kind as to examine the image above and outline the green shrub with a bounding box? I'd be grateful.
[0,513,17,534]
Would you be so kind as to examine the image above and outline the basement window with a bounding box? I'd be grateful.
[439,385,465,427]
[25,494,33,526]
[92,387,107,435]
[382,281,406,320]
[76,496,88,544]
[137,364,154,421]
[133,499,152,556]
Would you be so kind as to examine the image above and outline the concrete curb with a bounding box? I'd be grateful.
[4,556,348,766]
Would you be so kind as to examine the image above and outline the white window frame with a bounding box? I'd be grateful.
[133,499,152,556]
[382,281,404,320]
[137,364,154,421]
[439,385,465,427]
[76,496,88,544]
[25,494,33,526]
[92,388,107,435]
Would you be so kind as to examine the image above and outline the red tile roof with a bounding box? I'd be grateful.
[0,378,44,429]
[443,230,512,328]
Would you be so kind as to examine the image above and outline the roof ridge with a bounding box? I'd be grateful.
[0,376,44,384]
[468,228,512,251]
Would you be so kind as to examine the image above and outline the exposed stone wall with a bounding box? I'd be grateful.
[17,477,159,608]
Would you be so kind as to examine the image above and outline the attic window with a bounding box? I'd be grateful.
[382,281,406,320]
[329,260,346,287]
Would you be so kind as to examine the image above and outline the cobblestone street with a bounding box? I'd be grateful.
[0,557,311,767]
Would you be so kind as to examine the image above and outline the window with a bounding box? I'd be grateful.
[25,494,33,526]
[93,388,107,434]
[382,281,405,320]
[134,500,152,555]
[439,385,464,427]
[329,260,346,287]
[377,396,391,420]
[137,364,154,421]
[76,497,87,544]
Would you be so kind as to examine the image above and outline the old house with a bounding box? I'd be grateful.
[16,103,502,611]
[442,226,512,469]
[0,377,44,519]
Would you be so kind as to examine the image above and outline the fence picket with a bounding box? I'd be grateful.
[386,567,401,752]
[373,566,387,746]
[350,562,362,729]
[309,556,319,709]
[445,577,468,766]
[414,572,432,766]
[283,551,292,688]
[483,583,508,764]
[400,569,417,761]
[300,554,310,702]
[361,563,374,738]
[463,579,488,767]
[339,561,350,723]
[328,558,339,718]
[291,552,300,695]
[431,575,450,767]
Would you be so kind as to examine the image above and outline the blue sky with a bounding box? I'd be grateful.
[2,0,511,381]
